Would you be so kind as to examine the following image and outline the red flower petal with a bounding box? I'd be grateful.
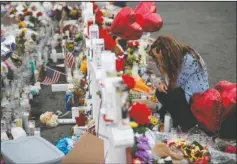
[135,41,140,46]
[31,6,36,10]
[116,57,125,72]
[129,102,152,125]
[128,42,133,47]
[37,12,43,17]
[96,9,103,17]
[118,51,124,56]
[225,146,236,154]
[122,75,136,89]
[96,16,104,25]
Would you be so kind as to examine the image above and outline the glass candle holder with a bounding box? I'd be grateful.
[34,128,41,137]
[28,120,35,136]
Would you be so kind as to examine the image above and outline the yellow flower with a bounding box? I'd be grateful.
[22,28,27,34]
[70,9,77,17]
[151,94,158,102]
[18,21,26,28]
[80,60,87,74]
[149,116,159,125]
[66,43,74,49]
[129,122,139,128]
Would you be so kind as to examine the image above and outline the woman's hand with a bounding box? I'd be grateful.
[157,81,168,94]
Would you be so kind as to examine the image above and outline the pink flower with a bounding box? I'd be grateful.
[225,146,236,154]
[31,6,36,10]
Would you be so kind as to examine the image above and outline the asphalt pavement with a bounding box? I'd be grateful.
[128,2,236,87]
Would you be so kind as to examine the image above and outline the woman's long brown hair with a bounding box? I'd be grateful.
[149,35,202,88]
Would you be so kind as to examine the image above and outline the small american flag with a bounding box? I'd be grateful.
[65,52,75,69]
[41,67,61,85]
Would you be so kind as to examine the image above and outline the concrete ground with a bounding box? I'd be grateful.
[3,2,236,144]
[129,2,236,87]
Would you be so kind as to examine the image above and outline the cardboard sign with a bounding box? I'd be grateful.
[62,132,104,164]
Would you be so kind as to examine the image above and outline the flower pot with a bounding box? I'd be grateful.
[75,115,87,126]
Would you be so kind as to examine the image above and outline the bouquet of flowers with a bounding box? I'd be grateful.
[72,78,88,106]
[168,140,211,164]
[132,136,153,164]
[40,111,59,127]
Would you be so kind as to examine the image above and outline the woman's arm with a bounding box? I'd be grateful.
[177,54,199,86]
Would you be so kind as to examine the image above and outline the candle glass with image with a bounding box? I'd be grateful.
[28,120,36,136]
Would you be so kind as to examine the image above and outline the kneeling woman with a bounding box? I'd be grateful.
[149,35,209,131]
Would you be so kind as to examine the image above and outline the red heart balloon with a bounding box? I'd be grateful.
[191,89,223,134]
[111,7,143,40]
[215,80,236,118]
[122,23,143,40]
[141,12,163,32]
[134,2,157,15]
[99,27,116,51]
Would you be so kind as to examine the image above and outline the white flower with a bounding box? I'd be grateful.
[15,4,25,12]
[42,2,53,12]
[40,111,59,127]
[28,2,44,18]
[53,2,66,11]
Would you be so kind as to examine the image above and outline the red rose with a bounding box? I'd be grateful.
[225,146,236,154]
[168,142,175,147]
[118,51,124,56]
[96,9,103,17]
[116,57,125,72]
[36,12,43,17]
[122,75,135,89]
[31,6,36,10]
[194,156,209,164]
[129,103,152,125]
[135,41,140,47]
[96,16,104,25]
[128,42,133,48]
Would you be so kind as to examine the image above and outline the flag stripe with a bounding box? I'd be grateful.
[65,52,75,69]
[52,71,60,83]
[41,67,61,85]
